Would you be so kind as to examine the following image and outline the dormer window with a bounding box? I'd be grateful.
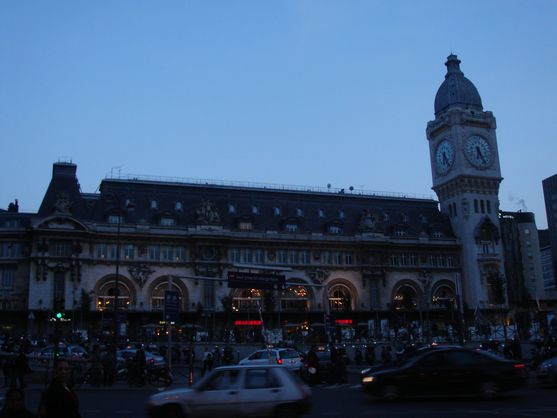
[317,209,325,218]
[274,207,282,216]
[160,217,176,226]
[394,228,407,237]
[239,221,253,231]
[329,225,342,234]
[338,210,345,219]
[251,206,259,215]
[108,215,124,224]
[285,223,299,232]
[175,202,183,211]
[150,200,158,210]
[228,204,236,214]
[296,208,303,217]
[125,199,134,209]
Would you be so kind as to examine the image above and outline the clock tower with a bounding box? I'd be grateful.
[426,54,505,314]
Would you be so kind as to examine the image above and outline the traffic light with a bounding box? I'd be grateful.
[51,311,66,322]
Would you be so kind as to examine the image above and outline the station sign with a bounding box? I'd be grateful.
[227,271,286,290]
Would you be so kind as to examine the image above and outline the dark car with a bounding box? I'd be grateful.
[361,347,527,401]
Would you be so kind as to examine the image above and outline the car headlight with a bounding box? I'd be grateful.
[362,376,375,383]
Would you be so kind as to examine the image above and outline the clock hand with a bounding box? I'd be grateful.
[442,152,449,165]
[475,146,486,163]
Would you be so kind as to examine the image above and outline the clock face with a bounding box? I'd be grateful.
[464,135,492,168]
[435,140,455,174]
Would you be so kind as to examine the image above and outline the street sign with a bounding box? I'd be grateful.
[227,271,286,290]
[164,290,180,322]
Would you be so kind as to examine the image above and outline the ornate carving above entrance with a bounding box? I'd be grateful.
[128,264,155,289]
[305,268,330,284]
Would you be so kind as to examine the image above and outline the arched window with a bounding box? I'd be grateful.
[392,285,418,310]
[432,285,456,308]
[281,286,309,312]
[97,281,132,310]
[151,282,184,311]
[329,284,352,312]
[233,289,262,311]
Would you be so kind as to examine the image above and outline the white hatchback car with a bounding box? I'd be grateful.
[147,364,311,418]
[239,348,303,372]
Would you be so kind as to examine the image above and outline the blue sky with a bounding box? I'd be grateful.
[1,1,556,227]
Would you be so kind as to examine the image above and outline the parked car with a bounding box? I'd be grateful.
[361,347,527,401]
[147,364,311,418]
[32,344,88,360]
[239,348,303,372]
[117,348,164,367]
[536,355,557,384]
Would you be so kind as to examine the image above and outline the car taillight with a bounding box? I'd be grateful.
[277,359,283,365]
[513,363,525,369]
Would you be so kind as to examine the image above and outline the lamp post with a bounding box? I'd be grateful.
[113,213,122,351]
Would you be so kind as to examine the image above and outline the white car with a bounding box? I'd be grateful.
[239,348,303,372]
[147,364,311,418]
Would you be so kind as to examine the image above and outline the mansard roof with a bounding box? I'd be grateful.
[35,163,455,239]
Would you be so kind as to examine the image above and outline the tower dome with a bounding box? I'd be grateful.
[434,54,483,116]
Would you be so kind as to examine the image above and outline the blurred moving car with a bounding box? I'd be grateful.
[147,364,311,418]
[361,347,527,401]
[536,355,557,384]
[239,348,303,372]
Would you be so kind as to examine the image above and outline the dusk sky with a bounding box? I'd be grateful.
[1,1,556,227]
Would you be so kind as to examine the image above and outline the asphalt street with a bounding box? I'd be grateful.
[3,367,557,418]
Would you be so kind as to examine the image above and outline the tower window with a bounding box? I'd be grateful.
[453,202,457,217]
[228,204,236,214]
[474,199,479,213]
[251,206,259,215]
[274,207,281,216]
[480,200,485,214]
[486,200,491,214]
[175,202,183,211]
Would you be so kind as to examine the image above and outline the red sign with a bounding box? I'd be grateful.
[234,320,262,326]
[334,319,353,325]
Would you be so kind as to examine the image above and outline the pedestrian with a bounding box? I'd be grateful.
[38,360,81,418]
[212,346,221,367]
[306,345,319,386]
[380,346,392,365]
[0,388,36,418]
[101,349,116,386]
[14,351,30,389]
[3,356,16,388]
[511,337,522,360]
[202,348,213,374]
[133,345,147,386]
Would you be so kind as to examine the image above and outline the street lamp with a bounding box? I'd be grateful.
[113,201,133,352]
[113,213,123,350]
